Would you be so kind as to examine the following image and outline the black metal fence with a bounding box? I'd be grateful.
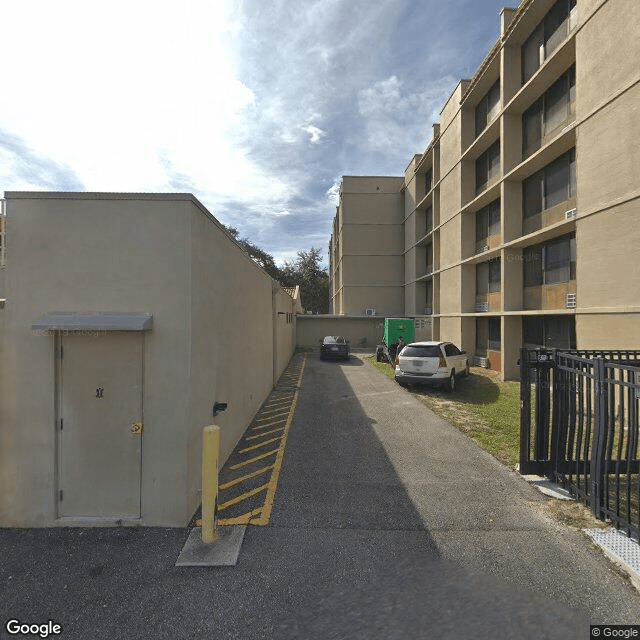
[520,348,640,541]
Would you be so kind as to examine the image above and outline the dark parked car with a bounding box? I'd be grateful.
[319,336,350,360]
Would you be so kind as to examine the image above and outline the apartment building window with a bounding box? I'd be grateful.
[425,168,433,194]
[476,78,500,137]
[426,243,433,274]
[477,259,501,295]
[475,199,500,252]
[488,317,501,350]
[523,148,576,218]
[475,317,501,352]
[522,0,577,84]
[522,66,575,157]
[476,139,500,195]
[425,206,433,235]
[523,233,576,286]
[523,315,576,349]
[425,279,433,314]
[475,79,501,137]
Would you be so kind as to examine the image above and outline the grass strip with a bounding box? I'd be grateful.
[365,356,521,468]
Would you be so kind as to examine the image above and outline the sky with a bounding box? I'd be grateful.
[0,0,511,266]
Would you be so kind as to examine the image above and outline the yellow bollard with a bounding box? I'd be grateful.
[202,425,220,543]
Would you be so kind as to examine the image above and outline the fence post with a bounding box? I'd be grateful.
[591,358,606,518]
[550,351,562,478]
[534,356,551,461]
[519,348,531,472]
[202,425,220,544]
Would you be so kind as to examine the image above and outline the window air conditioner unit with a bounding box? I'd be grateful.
[424,307,433,315]
[565,293,577,309]
[473,356,490,368]
[480,244,489,252]
[365,308,376,316]
[565,208,577,219]
[475,302,489,312]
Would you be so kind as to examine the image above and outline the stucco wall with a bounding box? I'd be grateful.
[296,315,385,349]
[0,193,297,527]
[338,285,404,318]
[274,287,297,379]
[0,194,191,526]
[187,203,280,521]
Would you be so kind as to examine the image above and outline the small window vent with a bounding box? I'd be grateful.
[566,293,577,309]
[365,308,376,316]
[565,208,577,220]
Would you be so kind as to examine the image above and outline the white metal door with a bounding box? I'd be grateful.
[58,332,143,518]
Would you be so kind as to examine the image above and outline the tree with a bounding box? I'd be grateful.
[223,225,329,313]
[280,248,329,314]
[224,226,283,281]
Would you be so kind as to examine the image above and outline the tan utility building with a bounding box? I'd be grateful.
[0,192,300,527]
[330,0,640,378]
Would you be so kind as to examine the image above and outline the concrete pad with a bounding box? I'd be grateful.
[585,528,640,592]
[522,474,573,500]
[175,525,246,566]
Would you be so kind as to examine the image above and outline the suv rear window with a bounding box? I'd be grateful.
[401,345,442,358]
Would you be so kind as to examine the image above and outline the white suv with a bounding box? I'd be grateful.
[395,341,470,391]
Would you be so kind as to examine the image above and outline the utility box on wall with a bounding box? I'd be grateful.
[384,318,415,345]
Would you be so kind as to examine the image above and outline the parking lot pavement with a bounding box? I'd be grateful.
[1,350,639,640]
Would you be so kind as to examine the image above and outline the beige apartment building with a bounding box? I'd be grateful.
[330,0,640,379]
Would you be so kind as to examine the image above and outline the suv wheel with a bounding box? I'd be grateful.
[447,370,456,392]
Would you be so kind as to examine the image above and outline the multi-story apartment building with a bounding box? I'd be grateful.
[329,176,405,318]
[330,0,640,379]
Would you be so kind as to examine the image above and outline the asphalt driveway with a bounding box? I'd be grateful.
[1,351,639,640]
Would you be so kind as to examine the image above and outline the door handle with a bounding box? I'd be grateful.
[131,421,143,435]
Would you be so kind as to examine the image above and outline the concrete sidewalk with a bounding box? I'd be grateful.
[1,352,639,639]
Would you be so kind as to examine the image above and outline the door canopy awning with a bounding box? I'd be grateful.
[32,312,153,332]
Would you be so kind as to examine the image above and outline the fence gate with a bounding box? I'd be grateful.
[520,348,640,541]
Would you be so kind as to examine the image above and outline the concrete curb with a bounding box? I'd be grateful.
[175,525,246,567]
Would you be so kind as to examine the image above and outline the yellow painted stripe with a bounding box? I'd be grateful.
[218,507,263,526]
[260,403,291,412]
[260,404,290,414]
[254,411,289,422]
[252,354,306,526]
[219,465,274,490]
[244,427,284,441]
[215,354,305,527]
[218,483,269,511]
[228,448,279,470]
[238,435,282,454]
[251,419,287,431]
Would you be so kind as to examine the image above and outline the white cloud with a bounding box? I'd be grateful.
[0,0,293,206]
[357,74,456,152]
[302,125,327,144]
[326,180,341,206]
